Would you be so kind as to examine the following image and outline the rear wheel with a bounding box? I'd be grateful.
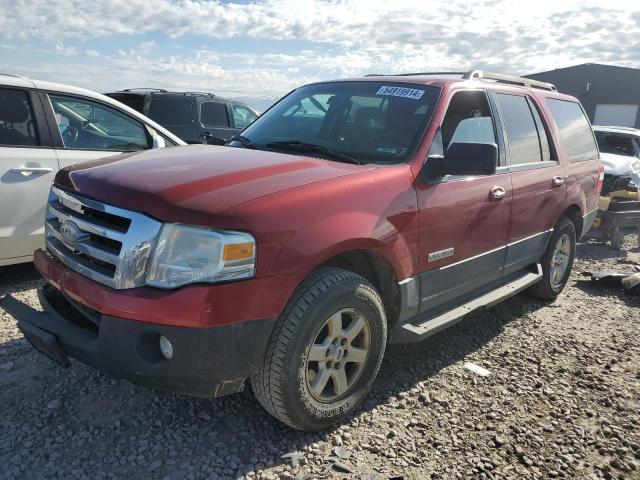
[527,216,576,300]
[252,267,387,431]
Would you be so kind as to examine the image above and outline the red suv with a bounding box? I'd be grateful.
[1,70,603,431]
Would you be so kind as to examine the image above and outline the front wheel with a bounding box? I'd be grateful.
[527,216,576,300]
[251,267,387,431]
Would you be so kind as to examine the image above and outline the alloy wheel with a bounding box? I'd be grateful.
[304,308,371,402]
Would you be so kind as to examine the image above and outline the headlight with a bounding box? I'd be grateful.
[146,224,256,288]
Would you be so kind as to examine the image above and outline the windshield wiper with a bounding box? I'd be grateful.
[266,141,362,165]
[227,134,258,149]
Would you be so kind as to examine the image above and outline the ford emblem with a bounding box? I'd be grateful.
[60,220,87,247]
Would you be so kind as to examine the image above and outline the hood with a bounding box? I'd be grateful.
[56,145,373,225]
[600,152,640,185]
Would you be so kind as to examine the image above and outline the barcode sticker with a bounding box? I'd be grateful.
[376,85,425,99]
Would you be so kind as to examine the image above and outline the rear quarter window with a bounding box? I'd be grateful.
[546,98,598,162]
[148,96,193,127]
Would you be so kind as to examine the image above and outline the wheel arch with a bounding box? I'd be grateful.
[561,204,583,236]
[315,248,402,327]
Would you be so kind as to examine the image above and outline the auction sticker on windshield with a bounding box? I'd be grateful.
[376,86,425,99]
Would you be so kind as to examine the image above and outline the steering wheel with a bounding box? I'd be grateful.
[61,125,79,147]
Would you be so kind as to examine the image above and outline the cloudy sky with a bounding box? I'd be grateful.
[1,0,639,109]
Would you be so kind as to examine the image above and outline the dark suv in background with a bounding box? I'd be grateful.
[105,89,259,144]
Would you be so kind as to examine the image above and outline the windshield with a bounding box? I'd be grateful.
[235,81,441,164]
[595,132,638,157]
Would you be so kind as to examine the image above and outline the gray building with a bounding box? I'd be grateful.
[526,63,640,128]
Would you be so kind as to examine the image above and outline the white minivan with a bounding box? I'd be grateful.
[0,74,186,266]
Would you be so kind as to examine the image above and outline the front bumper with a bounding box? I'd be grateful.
[0,285,276,398]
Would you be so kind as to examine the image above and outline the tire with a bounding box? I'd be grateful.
[251,267,387,431]
[527,216,576,300]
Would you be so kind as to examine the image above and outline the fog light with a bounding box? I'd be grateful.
[159,335,174,360]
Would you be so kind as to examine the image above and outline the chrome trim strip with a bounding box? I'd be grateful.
[440,244,504,270]
[507,229,553,247]
[439,229,553,270]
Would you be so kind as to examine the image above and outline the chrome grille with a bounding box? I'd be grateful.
[45,186,162,289]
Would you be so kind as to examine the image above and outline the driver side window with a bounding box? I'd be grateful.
[49,94,150,152]
[441,91,497,151]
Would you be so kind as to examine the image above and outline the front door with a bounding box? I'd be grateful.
[0,87,59,263]
[200,101,238,143]
[416,90,510,313]
[44,92,154,170]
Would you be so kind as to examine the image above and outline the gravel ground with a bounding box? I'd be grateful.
[1,236,639,480]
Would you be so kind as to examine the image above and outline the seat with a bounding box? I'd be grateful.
[0,93,33,146]
[352,107,386,143]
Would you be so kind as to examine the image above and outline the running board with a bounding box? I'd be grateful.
[393,264,542,343]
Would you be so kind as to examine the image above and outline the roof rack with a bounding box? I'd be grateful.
[365,72,465,77]
[0,73,25,78]
[364,70,557,92]
[463,70,557,92]
[179,91,218,97]
[121,88,168,93]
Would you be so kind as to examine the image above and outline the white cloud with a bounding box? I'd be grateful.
[2,0,639,104]
[54,40,76,56]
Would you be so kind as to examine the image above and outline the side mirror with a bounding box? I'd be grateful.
[426,142,498,178]
[152,131,166,149]
[441,142,498,176]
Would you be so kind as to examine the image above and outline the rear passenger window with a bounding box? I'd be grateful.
[496,93,542,165]
[0,88,39,147]
[546,98,599,162]
[149,96,192,127]
[201,102,230,127]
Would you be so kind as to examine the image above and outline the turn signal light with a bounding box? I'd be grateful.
[223,242,255,261]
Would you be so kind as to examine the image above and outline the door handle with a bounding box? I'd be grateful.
[489,185,506,201]
[11,167,53,175]
[552,176,565,187]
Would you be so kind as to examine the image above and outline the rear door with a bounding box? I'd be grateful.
[147,95,198,142]
[416,89,510,312]
[491,91,566,275]
[200,100,237,143]
[0,86,59,263]
[42,92,154,170]
[545,99,600,231]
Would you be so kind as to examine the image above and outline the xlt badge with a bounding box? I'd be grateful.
[428,248,454,262]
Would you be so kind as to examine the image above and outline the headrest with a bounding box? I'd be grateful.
[0,93,30,123]
[354,107,385,131]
